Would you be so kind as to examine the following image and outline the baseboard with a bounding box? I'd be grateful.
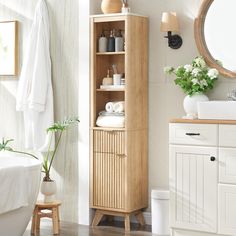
[114,211,152,225]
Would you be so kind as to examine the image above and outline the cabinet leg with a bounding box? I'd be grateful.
[92,210,104,226]
[135,211,145,226]
[124,214,130,232]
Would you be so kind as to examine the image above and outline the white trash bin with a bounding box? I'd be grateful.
[151,188,170,235]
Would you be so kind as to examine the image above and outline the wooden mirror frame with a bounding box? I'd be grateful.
[194,0,236,78]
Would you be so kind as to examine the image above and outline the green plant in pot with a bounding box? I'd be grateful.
[164,56,219,119]
[41,117,79,181]
[0,117,79,202]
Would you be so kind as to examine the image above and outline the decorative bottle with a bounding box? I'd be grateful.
[102,70,113,86]
[98,31,107,52]
[121,0,130,13]
[107,30,115,52]
[115,30,124,52]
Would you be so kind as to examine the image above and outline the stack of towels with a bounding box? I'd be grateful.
[96,101,125,128]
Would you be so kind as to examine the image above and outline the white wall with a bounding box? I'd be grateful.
[0,0,34,149]
[47,0,79,222]
[0,0,79,222]
[90,0,236,211]
[78,0,90,225]
[0,0,235,225]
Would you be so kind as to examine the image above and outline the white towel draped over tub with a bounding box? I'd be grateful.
[0,165,29,214]
[16,0,54,151]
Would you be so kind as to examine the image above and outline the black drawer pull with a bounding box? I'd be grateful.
[185,133,200,136]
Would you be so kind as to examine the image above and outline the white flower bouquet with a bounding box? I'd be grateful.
[164,56,219,96]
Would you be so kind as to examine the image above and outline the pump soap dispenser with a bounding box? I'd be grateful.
[102,70,113,86]
[98,31,107,52]
[115,30,124,52]
[107,30,115,52]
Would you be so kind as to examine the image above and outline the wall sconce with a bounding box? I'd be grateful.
[160,12,183,49]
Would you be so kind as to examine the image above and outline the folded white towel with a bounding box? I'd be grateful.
[99,110,125,116]
[113,101,125,113]
[105,101,125,113]
[96,115,125,128]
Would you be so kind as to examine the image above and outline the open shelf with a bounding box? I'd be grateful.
[96,88,125,92]
[96,52,125,56]
[92,126,125,131]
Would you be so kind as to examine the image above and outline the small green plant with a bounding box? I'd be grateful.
[164,56,219,96]
[0,117,79,181]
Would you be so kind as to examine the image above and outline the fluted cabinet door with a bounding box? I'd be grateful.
[93,130,125,154]
[93,152,126,210]
[169,145,217,233]
[92,130,126,210]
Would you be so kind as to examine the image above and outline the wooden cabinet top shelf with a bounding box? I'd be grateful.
[92,127,125,131]
[96,88,125,92]
[96,52,125,56]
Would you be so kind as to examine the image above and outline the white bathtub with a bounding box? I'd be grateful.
[0,152,42,236]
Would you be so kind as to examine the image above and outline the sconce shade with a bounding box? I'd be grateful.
[160,12,180,32]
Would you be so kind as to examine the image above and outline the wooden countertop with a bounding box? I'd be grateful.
[170,118,236,124]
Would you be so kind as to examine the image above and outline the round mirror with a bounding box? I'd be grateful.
[195,0,236,78]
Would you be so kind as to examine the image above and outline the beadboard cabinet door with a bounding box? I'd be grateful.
[219,148,236,184]
[218,184,236,235]
[170,145,217,233]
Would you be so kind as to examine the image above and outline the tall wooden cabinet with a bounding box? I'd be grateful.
[90,14,148,231]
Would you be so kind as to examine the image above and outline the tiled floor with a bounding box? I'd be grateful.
[23,220,155,236]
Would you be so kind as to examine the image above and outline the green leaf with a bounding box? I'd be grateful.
[165,56,219,95]
[0,116,79,180]
[0,138,14,151]
[47,117,80,133]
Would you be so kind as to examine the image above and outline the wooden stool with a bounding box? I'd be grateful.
[31,200,61,235]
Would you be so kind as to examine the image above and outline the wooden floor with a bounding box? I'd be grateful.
[23,220,157,236]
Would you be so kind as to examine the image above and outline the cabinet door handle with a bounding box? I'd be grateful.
[185,132,200,136]
[210,156,216,161]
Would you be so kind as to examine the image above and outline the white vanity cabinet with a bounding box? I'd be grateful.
[170,121,236,236]
[218,184,236,235]
[169,123,218,233]
[218,125,236,235]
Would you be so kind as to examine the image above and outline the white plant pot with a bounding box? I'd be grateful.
[40,180,56,203]
[183,94,209,119]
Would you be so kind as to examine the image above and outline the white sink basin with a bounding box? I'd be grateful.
[198,101,236,120]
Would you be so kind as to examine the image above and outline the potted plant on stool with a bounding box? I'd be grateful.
[40,117,79,202]
[0,117,79,202]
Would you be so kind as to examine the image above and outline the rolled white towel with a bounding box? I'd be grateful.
[105,101,125,113]
[105,102,115,113]
[113,101,125,113]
